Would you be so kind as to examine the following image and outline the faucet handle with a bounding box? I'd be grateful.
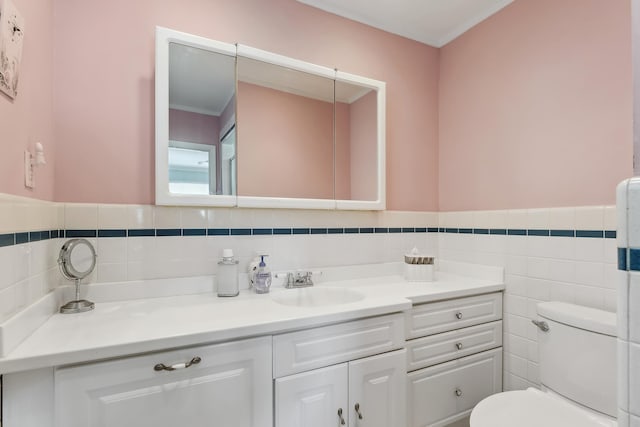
[275,272,296,286]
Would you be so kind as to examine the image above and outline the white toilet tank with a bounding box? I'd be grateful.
[536,302,617,418]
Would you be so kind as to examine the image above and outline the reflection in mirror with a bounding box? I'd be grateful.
[168,42,236,195]
[335,80,378,202]
[236,56,335,200]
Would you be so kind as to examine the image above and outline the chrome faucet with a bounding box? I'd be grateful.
[282,271,315,288]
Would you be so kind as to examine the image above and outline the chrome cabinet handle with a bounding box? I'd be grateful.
[355,403,363,420]
[154,356,201,372]
[532,319,550,332]
[455,342,463,350]
[455,388,463,397]
[338,408,346,425]
[455,311,463,319]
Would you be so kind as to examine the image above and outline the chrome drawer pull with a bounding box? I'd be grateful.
[338,408,346,425]
[532,319,549,332]
[355,403,364,420]
[455,342,463,350]
[455,388,462,397]
[154,356,202,372]
[455,311,463,320]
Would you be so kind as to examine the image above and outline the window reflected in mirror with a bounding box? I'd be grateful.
[168,42,236,195]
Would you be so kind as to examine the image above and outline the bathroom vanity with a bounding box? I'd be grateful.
[0,264,504,427]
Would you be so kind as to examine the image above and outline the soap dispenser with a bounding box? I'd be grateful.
[253,255,272,294]
[217,249,239,297]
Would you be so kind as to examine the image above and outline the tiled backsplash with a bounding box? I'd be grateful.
[0,193,619,396]
[439,206,617,392]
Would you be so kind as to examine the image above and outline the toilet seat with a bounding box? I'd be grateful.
[470,388,617,427]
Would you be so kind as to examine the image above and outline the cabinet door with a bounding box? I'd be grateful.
[407,348,502,427]
[348,349,406,427]
[55,337,272,427]
[275,363,349,427]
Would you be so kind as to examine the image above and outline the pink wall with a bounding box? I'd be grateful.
[169,109,220,147]
[52,0,439,210]
[0,0,54,200]
[237,82,334,199]
[439,0,633,211]
[349,91,378,201]
[335,102,351,200]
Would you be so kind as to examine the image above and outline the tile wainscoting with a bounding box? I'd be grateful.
[0,194,619,395]
[438,206,617,391]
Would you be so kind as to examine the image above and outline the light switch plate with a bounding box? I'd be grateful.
[24,150,33,188]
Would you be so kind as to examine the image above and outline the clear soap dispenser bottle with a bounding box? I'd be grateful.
[217,249,239,297]
[253,255,272,294]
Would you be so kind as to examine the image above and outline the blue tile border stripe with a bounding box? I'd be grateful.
[273,228,292,235]
[252,228,273,236]
[0,226,622,247]
[576,230,603,238]
[128,229,154,237]
[183,228,206,236]
[551,230,575,237]
[156,229,182,237]
[618,248,640,272]
[0,233,14,247]
[66,229,97,238]
[619,247,628,271]
[98,229,127,238]
[631,248,640,271]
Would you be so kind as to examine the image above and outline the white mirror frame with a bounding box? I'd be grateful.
[334,70,386,211]
[156,27,386,210]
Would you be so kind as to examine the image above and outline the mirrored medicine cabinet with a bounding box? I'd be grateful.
[155,27,385,210]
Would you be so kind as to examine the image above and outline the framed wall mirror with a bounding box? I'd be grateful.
[236,45,337,209]
[156,28,237,206]
[334,72,386,210]
[156,27,385,210]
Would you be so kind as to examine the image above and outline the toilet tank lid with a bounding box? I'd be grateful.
[537,302,616,336]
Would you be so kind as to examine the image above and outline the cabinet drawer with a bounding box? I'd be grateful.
[406,321,502,371]
[407,348,502,427]
[273,313,404,378]
[406,293,502,339]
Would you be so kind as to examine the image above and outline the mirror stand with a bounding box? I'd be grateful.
[59,278,95,314]
[58,238,97,314]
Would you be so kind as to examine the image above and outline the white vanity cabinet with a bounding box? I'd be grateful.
[54,336,272,427]
[273,313,407,427]
[275,349,406,427]
[405,293,503,427]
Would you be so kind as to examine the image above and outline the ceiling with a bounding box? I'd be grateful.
[169,43,235,115]
[296,0,515,47]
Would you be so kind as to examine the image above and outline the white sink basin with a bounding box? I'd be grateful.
[271,287,365,307]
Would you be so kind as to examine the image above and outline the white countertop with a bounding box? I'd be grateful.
[0,267,503,374]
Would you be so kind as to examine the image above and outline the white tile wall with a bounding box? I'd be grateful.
[0,194,64,323]
[439,206,617,391]
[0,192,621,402]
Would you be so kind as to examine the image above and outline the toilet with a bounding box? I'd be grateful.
[471,301,617,427]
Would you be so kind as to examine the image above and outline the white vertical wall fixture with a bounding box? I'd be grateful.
[633,0,640,176]
[616,177,640,426]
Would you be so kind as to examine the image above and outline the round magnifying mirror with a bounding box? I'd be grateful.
[58,238,96,314]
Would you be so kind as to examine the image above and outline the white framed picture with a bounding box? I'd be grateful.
[0,0,24,99]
